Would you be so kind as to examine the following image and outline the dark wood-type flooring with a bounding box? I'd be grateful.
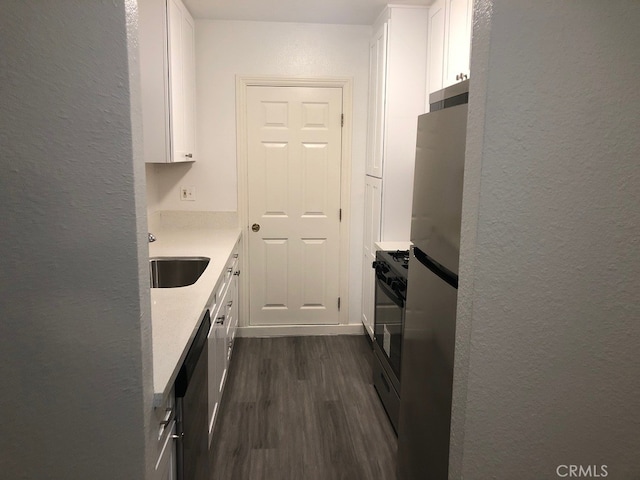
[210,335,397,480]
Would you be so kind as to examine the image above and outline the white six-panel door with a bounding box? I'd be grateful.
[247,86,343,325]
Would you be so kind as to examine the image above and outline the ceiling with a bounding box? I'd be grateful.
[183,0,434,26]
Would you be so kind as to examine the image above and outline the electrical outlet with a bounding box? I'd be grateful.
[180,186,196,201]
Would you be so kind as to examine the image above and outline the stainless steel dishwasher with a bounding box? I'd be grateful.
[174,310,210,480]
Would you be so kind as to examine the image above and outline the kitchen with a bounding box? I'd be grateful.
[2,1,640,479]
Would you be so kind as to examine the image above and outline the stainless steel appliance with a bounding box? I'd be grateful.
[397,80,469,480]
[372,249,409,433]
[175,310,211,480]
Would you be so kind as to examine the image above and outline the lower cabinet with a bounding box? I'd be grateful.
[155,420,176,480]
[154,393,176,480]
[207,238,241,447]
[362,176,382,339]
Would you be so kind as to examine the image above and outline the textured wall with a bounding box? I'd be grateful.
[0,2,153,478]
[147,19,371,323]
[451,1,640,478]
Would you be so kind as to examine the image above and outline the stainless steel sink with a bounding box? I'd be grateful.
[149,257,210,288]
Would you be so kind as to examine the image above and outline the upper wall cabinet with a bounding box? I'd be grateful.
[365,6,429,240]
[139,0,196,163]
[366,22,388,178]
[427,0,473,96]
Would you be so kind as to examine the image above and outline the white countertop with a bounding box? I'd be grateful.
[149,216,241,406]
[375,241,412,252]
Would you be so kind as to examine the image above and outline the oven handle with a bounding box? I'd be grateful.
[376,276,405,309]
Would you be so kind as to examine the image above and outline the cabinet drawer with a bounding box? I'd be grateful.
[154,392,175,443]
[155,420,176,478]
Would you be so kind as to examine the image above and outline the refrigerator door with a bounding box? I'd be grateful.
[397,249,458,480]
[410,103,468,276]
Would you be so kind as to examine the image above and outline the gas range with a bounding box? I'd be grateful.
[374,249,409,277]
[371,249,410,433]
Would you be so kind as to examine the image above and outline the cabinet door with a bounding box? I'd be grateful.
[216,296,229,398]
[168,0,196,162]
[362,176,382,338]
[444,0,472,87]
[366,22,388,178]
[207,319,219,443]
[427,0,446,96]
[228,271,239,354]
[139,0,171,163]
[155,421,176,480]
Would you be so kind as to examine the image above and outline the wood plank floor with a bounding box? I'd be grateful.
[209,335,397,480]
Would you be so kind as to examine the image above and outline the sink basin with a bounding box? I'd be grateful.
[149,257,210,288]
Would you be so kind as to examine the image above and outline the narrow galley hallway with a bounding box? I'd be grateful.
[209,336,397,480]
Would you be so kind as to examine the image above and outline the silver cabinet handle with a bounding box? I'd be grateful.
[215,315,225,325]
[233,253,239,259]
[185,153,193,158]
[159,408,172,427]
[233,270,241,276]
[227,300,233,308]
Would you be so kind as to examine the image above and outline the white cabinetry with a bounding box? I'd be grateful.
[362,176,382,338]
[207,238,241,446]
[139,0,196,163]
[366,22,387,178]
[427,0,473,97]
[362,6,428,339]
[154,394,176,480]
[427,0,447,96]
[367,6,429,242]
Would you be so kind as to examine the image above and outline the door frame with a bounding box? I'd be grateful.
[236,75,353,332]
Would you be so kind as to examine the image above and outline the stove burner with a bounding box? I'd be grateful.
[390,249,410,264]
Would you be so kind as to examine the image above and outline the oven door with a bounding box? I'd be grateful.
[373,270,404,389]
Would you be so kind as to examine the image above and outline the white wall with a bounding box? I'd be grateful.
[0,2,154,478]
[147,19,371,323]
[451,1,640,478]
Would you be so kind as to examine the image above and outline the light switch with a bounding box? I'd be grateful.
[180,186,196,201]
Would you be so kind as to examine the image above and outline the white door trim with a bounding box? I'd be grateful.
[236,75,353,332]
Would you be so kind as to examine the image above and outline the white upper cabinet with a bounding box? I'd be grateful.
[365,22,388,178]
[367,6,429,240]
[444,0,473,85]
[139,0,196,163]
[427,0,473,97]
[426,0,446,95]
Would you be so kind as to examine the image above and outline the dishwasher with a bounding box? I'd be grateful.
[174,309,210,480]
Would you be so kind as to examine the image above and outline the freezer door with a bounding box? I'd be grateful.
[410,103,468,276]
[397,251,458,480]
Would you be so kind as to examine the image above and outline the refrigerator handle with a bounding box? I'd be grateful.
[413,247,459,289]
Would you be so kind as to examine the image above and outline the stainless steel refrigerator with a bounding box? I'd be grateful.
[397,80,469,479]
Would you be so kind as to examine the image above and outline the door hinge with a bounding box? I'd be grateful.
[339,208,342,222]
[341,113,344,127]
[338,297,341,311]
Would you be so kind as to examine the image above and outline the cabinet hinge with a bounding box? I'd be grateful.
[341,113,344,127]
[339,208,342,222]
[338,297,341,311]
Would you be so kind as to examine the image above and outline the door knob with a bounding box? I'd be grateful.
[252,223,260,232]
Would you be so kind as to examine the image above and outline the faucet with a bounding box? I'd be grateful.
[148,232,156,243]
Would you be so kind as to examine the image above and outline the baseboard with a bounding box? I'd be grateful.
[237,324,365,338]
